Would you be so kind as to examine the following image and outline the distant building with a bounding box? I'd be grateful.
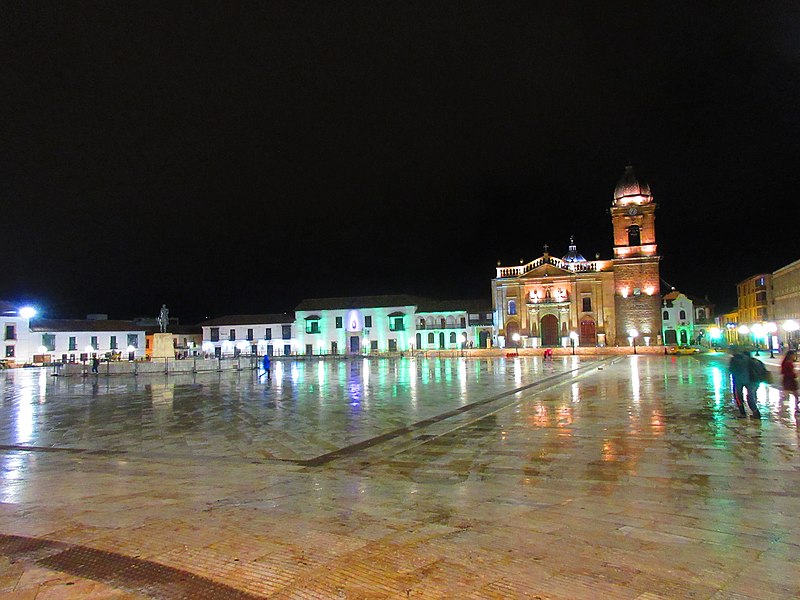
[661,291,694,346]
[771,258,800,347]
[737,273,772,324]
[200,314,295,357]
[492,165,662,348]
[1,301,147,365]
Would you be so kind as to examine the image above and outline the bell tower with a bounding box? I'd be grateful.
[611,165,662,346]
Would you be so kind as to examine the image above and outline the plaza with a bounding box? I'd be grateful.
[0,353,798,599]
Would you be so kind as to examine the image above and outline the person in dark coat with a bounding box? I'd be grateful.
[262,353,271,380]
[91,356,100,374]
[728,351,751,417]
[780,350,797,400]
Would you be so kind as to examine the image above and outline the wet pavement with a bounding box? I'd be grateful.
[0,354,798,598]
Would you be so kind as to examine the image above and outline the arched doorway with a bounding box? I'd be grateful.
[505,321,519,347]
[415,332,421,349]
[478,330,490,348]
[541,314,559,346]
[664,329,677,345]
[439,332,445,349]
[579,318,597,346]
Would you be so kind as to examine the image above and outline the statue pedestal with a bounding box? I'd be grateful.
[151,333,175,359]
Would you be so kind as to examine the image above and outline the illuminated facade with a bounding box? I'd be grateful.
[2,302,147,365]
[492,165,662,348]
[661,291,693,346]
[771,258,800,346]
[200,314,296,357]
[736,274,772,324]
[294,295,493,355]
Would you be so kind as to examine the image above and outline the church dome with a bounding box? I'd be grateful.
[562,236,586,263]
[613,164,651,204]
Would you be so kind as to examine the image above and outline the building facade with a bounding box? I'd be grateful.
[737,273,772,325]
[492,165,662,348]
[200,314,296,357]
[661,291,694,346]
[771,258,800,347]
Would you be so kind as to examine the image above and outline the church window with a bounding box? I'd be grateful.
[508,300,516,315]
[582,297,592,312]
[450,332,457,344]
[627,225,641,246]
[427,333,434,344]
[633,288,641,296]
[679,310,686,320]
[663,310,669,320]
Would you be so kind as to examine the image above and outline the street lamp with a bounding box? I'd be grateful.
[751,323,764,356]
[708,326,721,350]
[765,322,777,358]
[511,332,520,357]
[783,320,799,350]
[628,328,639,355]
[737,325,749,347]
[569,331,578,355]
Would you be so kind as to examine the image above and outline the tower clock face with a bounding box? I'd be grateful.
[627,207,638,216]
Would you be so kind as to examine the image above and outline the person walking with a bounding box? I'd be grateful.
[745,353,769,419]
[728,350,751,418]
[91,356,100,374]
[262,353,271,380]
[780,350,798,402]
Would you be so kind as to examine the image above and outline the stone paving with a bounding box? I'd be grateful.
[0,353,798,598]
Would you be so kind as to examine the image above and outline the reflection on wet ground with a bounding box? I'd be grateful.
[0,354,798,598]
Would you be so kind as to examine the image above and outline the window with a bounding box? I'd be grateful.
[364,315,372,328]
[5,346,14,358]
[283,344,291,356]
[335,316,343,329]
[389,316,404,331]
[90,336,98,349]
[282,325,292,340]
[210,328,220,342]
[449,332,457,344]
[229,329,235,341]
[627,225,641,246]
[247,328,254,341]
[127,334,138,349]
[508,300,517,315]
[582,297,592,312]
[440,318,446,329]
[418,318,426,329]
[265,327,272,340]
[663,310,669,320]
[428,333,434,344]
[679,310,687,320]
[370,340,378,351]
[69,336,77,351]
[41,334,56,352]
[697,309,706,320]
[4,325,15,341]
[305,318,320,334]
[110,336,117,350]
[460,317,466,328]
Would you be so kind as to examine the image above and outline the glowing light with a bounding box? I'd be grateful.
[202,342,214,352]
[783,320,799,333]
[512,333,520,342]
[620,287,629,298]
[644,286,655,296]
[36,345,48,354]
[569,331,578,341]
[19,306,37,319]
[737,325,749,335]
[628,329,639,339]
[709,327,721,340]
[84,345,94,353]
[236,341,249,351]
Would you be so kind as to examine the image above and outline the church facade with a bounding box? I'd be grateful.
[492,165,662,348]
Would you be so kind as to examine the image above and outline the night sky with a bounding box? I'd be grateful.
[3,2,799,324]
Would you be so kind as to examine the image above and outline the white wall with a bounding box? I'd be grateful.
[201,322,296,356]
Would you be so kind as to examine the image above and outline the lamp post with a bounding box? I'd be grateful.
[783,320,799,351]
[751,323,764,356]
[512,332,520,357]
[737,325,749,347]
[708,326,721,351]
[628,328,639,355]
[569,331,578,355]
[764,322,777,358]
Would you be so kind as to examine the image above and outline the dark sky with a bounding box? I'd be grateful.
[3,2,799,323]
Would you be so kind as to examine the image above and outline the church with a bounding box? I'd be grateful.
[492,165,662,348]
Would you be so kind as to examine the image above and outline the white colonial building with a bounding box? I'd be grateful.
[293,295,494,355]
[2,302,147,365]
[199,314,296,357]
[661,290,694,346]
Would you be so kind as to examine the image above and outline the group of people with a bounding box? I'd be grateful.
[728,348,797,418]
